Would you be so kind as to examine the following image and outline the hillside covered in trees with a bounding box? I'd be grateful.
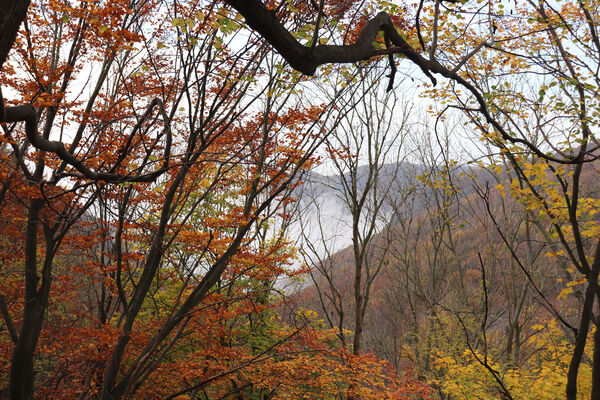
[0,0,599,399]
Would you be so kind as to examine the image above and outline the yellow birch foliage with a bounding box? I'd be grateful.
[432,320,592,399]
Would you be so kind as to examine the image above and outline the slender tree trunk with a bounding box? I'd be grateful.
[566,240,600,400]
[9,198,43,400]
[592,317,600,399]
[353,255,364,355]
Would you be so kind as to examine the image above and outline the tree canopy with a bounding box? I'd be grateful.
[1,0,599,399]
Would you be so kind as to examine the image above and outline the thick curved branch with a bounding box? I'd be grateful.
[225,0,437,84]
[1,96,172,183]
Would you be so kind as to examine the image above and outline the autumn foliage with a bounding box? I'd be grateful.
[0,0,433,398]
[1,0,600,399]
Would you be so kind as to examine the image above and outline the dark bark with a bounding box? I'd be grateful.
[353,251,364,355]
[0,295,18,343]
[0,0,30,71]
[225,0,436,82]
[9,198,44,400]
[2,1,597,397]
[1,101,172,183]
[2,0,589,169]
[593,316,600,400]
[8,198,91,400]
[566,240,600,400]
[0,1,593,164]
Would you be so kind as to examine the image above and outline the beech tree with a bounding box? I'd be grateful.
[299,74,409,355]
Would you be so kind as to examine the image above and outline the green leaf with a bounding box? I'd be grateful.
[171,18,184,28]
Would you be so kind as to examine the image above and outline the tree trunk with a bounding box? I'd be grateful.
[0,0,30,70]
[566,241,600,400]
[592,317,600,399]
[9,198,43,400]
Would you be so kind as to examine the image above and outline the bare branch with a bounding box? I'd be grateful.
[451,41,488,74]
[0,295,18,343]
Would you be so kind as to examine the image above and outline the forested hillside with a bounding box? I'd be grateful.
[0,0,599,399]
[297,158,599,398]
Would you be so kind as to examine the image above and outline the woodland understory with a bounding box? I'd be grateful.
[0,0,599,399]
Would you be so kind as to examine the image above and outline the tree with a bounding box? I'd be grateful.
[299,73,409,355]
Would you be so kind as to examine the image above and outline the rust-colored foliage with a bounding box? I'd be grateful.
[0,0,430,398]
